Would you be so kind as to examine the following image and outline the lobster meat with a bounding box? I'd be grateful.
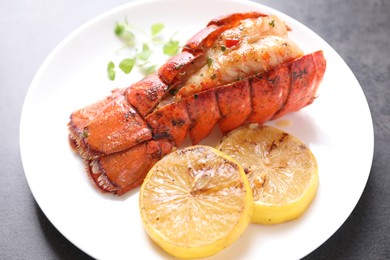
[68,12,326,195]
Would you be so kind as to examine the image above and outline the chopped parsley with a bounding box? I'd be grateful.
[207,57,214,67]
[82,129,89,138]
[174,63,184,70]
[169,88,179,96]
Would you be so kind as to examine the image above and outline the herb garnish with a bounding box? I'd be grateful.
[108,19,182,80]
[207,57,213,67]
[107,61,116,80]
[169,88,179,96]
[118,58,135,74]
[163,38,180,56]
[82,129,89,138]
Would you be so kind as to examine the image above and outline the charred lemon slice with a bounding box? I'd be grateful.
[139,145,253,258]
[216,124,318,224]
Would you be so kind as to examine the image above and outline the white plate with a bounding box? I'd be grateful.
[20,0,374,259]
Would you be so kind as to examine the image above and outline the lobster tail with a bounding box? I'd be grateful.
[87,139,173,195]
[68,12,326,195]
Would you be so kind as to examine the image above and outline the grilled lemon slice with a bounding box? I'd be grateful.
[216,124,318,224]
[139,145,253,258]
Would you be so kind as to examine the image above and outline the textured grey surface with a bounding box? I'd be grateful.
[0,0,389,259]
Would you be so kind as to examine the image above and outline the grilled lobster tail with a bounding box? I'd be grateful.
[68,12,326,195]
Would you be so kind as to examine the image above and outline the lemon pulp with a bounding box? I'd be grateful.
[139,145,253,258]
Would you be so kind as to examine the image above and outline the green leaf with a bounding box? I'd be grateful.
[114,22,136,46]
[140,64,158,75]
[119,58,135,74]
[137,43,152,61]
[151,23,164,36]
[107,61,116,80]
[163,39,180,56]
[114,23,125,36]
[121,31,136,46]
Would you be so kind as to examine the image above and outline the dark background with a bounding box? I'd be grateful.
[1,0,389,259]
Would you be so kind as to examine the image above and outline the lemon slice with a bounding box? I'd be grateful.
[216,124,318,224]
[139,145,253,258]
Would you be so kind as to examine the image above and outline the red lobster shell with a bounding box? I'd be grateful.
[68,12,326,195]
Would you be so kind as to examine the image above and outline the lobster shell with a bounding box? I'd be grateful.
[68,12,326,195]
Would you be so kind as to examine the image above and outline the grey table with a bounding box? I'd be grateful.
[1,0,389,259]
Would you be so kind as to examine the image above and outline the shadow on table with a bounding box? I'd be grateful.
[35,204,95,260]
[302,166,379,260]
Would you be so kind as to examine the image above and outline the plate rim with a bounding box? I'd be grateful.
[19,0,375,259]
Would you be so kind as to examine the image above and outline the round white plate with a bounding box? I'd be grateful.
[20,0,374,259]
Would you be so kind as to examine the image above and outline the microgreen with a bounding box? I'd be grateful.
[114,22,136,47]
[137,43,153,61]
[107,19,182,80]
[163,38,180,56]
[140,64,158,75]
[119,58,135,74]
[107,61,116,80]
[151,23,164,36]
[114,23,125,36]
